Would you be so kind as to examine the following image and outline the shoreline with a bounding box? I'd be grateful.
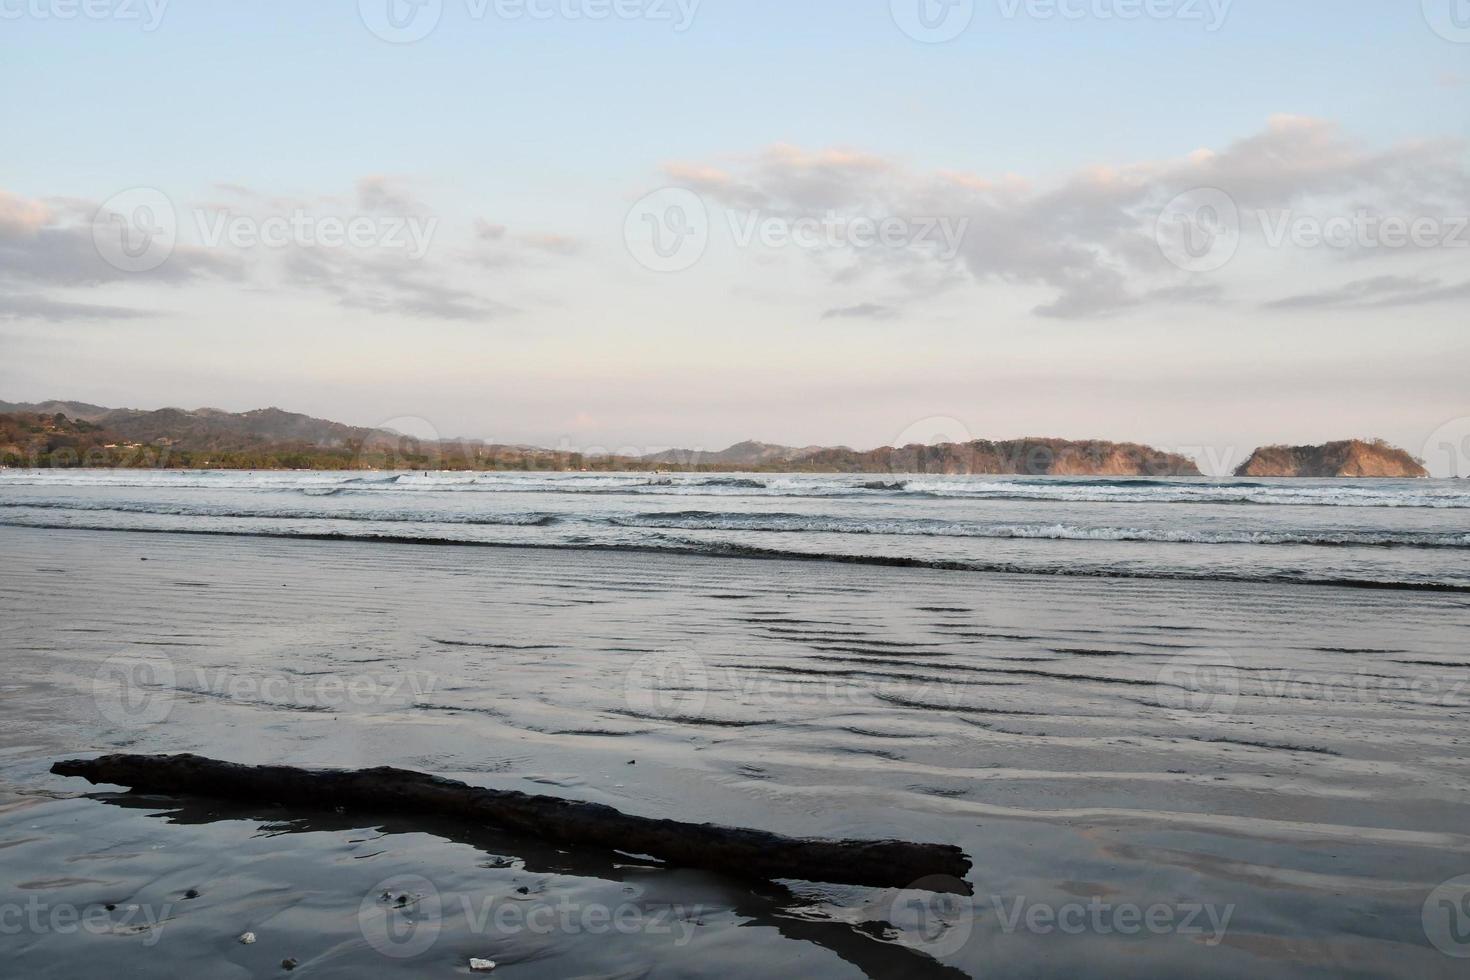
[0,464,1447,479]
[2,524,1469,976]
[2,519,1466,593]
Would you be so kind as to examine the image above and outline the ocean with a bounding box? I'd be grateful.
[1,469,1467,591]
[1,471,1468,977]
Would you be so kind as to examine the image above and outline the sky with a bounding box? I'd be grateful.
[1,0,1468,474]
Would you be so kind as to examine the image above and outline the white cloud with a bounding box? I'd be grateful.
[664,117,1470,318]
[0,293,155,322]
[0,179,583,324]
[821,302,897,320]
[1264,274,1470,310]
[0,189,242,320]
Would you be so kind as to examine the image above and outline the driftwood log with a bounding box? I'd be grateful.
[52,753,972,894]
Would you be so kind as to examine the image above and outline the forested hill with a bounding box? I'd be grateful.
[3,401,1200,475]
[1235,440,1429,478]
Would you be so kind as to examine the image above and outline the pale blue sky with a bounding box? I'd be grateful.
[2,0,1468,472]
[6,1,1464,193]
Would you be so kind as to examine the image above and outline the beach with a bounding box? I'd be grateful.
[2,494,1469,976]
[8,0,1466,973]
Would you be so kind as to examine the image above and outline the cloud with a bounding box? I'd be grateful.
[474,219,508,241]
[212,182,259,199]
[1264,275,1470,310]
[0,293,154,322]
[0,191,241,289]
[1144,281,1227,305]
[187,179,508,319]
[0,188,243,321]
[356,175,429,215]
[821,302,897,320]
[465,218,583,268]
[663,117,1469,319]
[519,232,581,256]
[284,247,511,321]
[664,146,894,213]
[0,181,553,323]
[0,191,52,238]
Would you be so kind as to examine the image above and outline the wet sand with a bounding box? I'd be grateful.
[2,524,1469,977]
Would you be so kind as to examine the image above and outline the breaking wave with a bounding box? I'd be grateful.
[1,517,1464,593]
[3,469,1466,591]
[2,470,1466,507]
[609,512,1470,548]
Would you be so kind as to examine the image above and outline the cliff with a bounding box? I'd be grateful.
[1234,439,1428,478]
[639,438,1199,475]
[792,438,1201,476]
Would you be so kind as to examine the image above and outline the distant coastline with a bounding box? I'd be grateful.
[0,400,1430,478]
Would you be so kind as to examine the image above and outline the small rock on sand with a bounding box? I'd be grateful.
[238,931,256,944]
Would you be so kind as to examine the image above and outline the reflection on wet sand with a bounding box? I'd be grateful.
[2,525,1469,977]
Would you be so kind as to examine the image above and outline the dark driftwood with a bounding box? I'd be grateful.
[52,753,972,894]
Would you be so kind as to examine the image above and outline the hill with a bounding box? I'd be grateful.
[1234,439,1428,478]
[0,400,113,421]
[0,402,383,452]
[641,440,829,467]
[644,437,1200,476]
[794,438,1201,476]
[0,400,1202,475]
[0,412,118,465]
[0,403,399,469]
[97,406,380,449]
